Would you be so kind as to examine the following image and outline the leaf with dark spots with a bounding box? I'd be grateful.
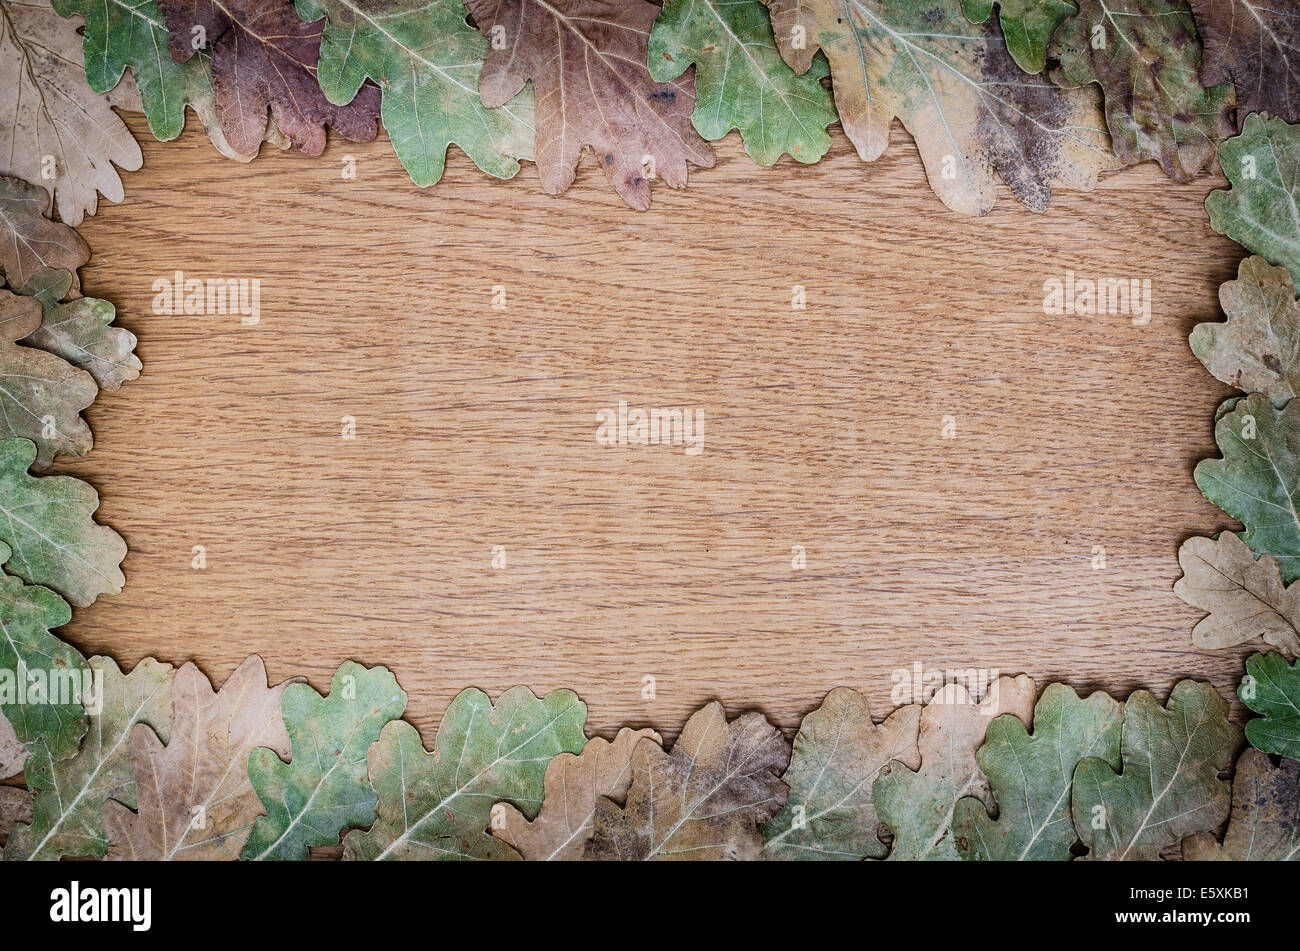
[1191,0,1300,127]
[1183,748,1300,860]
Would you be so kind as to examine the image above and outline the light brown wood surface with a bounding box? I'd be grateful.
[56,112,1249,743]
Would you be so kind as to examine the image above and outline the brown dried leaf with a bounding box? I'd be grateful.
[0,176,90,298]
[102,656,293,861]
[1183,748,1300,860]
[1192,0,1300,128]
[0,713,23,779]
[492,727,661,860]
[0,785,32,851]
[1175,532,1300,656]
[465,0,714,210]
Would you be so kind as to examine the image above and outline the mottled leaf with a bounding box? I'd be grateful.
[243,661,406,861]
[648,0,836,165]
[1192,0,1300,127]
[1195,394,1300,583]
[1207,113,1300,285]
[1175,532,1300,655]
[466,0,714,210]
[1183,748,1300,860]
[6,656,173,861]
[103,656,292,860]
[15,269,140,391]
[762,0,1114,215]
[0,288,95,468]
[0,176,90,297]
[1191,256,1300,405]
[0,786,31,852]
[1073,680,1240,860]
[0,437,125,606]
[297,0,535,187]
[954,684,1123,860]
[874,675,1036,860]
[0,0,143,225]
[344,686,586,861]
[158,0,380,157]
[491,727,661,861]
[962,0,1078,74]
[760,687,921,860]
[585,702,791,860]
[1050,0,1235,181]
[1241,651,1300,759]
[0,710,23,778]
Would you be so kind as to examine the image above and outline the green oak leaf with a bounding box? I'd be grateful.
[1072,681,1240,860]
[17,270,141,392]
[0,437,126,607]
[343,685,586,860]
[296,0,534,187]
[1207,114,1300,286]
[962,0,1078,74]
[243,661,406,861]
[760,687,921,860]
[1183,748,1300,861]
[1195,394,1300,583]
[6,656,173,861]
[0,538,84,765]
[1241,652,1300,760]
[1050,0,1236,181]
[954,683,1123,860]
[648,0,836,165]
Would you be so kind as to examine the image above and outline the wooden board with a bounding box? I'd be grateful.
[57,112,1248,743]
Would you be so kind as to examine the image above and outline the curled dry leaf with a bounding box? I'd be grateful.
[1183,748,1300,860]
[299,0,535,187]
[1241,652,1300,760]
[760,687,921,860]
[954,683,1123,861]
[1050,0,1236,181]
[1072,680,1241,860]
[7,656,174,861]
[491,727,662,861]
[344,686,587,861]
[1191,256,1300,406]
[0,437,125,606]
[1192,0,1300,128]
[0,0,142,226]
[1175,532,1300,656]
[16,269,140,391]
[762,0,1114,215]
[874,675,1036,860]
[1195,394,1300,584]
[0,288,95,468]
[157,0,380,158]
[962,0,1078,74]
[465,0,715,210]
[103,656,292,860]
[584,702,791,861]
[243,662,407,861]
[0,176,90,297]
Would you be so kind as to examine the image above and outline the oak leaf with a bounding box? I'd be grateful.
[0,0,143,225]
[0,787,31,854]
[584,702,790,860]
[0,176,90,296]
[0,711,23,778]
[953,684,1122,860]
[1240,652,1300,760]
[874,675,1036,860]
[491,727,661,860]
[761,0,1114,215]
[1194,394,1300,583]
[157,0,380,157]
[6,656,173,861]
[343,686,587,860]
[1175,532,1300,656]
[1072,680,1241,860]
[1192,0,1300,128]
[15,269,140,391]
[760,687,921,860]
[962,0,1078,74]
[648,0,836,165]
[243,661,406,861]
[103,656,293,860]
[1049,0,1236,181]
[464,0,715,210]
[298,0,535,186]
[1183,748,1300,860]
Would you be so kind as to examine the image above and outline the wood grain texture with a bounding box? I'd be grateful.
[55,112,1249,748]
